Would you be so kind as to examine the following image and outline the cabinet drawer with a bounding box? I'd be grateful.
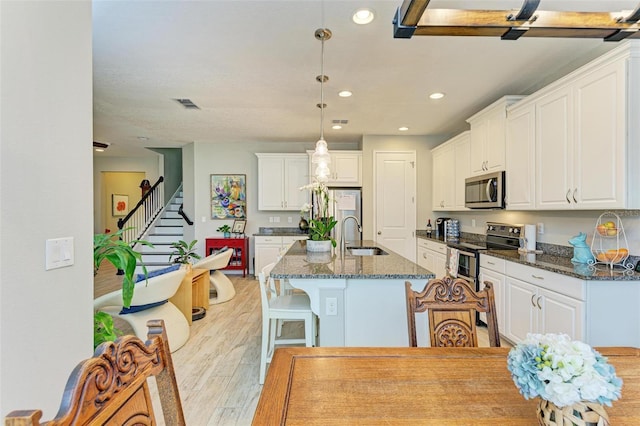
[282,235,308,244]
[255,236,283,245]
[480,254,506,273]
[506,261,585,300]
[418,238,447,255]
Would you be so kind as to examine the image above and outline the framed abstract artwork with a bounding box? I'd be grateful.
[112,194,129,217]
[211,174,246,219]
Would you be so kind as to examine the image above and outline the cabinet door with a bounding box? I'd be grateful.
[506,103,535,210]
[504,277,537,344]
[453,133,470,210]
[486,108,507,172]
[469,120,487,175]
[330,152,361,186]
[538,287,584,340]
[432,144,455,210]
[434,252,447,279]
[573,60,625,209]
[258,157,285,210]
[535,87,573,210]
[479,268,506,334]
[284,156,310,211]
[416,246,430,270]
[254,238,283,277]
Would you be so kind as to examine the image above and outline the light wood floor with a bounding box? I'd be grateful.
[94,265,509,425]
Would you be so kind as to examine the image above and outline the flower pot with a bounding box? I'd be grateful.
[224,232,231,238]
[306,239,331,252]
[537,399,609,426]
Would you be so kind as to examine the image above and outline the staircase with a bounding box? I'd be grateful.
[137,190,185,273]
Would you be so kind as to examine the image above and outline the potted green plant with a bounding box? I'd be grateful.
[217,224,232,238]
[300,181,337,251]
[169,239,201,264]
[94,228,152,348]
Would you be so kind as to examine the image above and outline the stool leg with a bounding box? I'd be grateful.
[259,317,270,385]
[305,313,314,348]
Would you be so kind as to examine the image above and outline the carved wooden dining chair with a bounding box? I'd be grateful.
[5,320,186,426]
[405,276,500,347]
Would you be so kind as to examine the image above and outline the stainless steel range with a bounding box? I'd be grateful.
[445,222,523,324]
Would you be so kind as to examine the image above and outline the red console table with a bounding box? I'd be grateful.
[205,237,249,277]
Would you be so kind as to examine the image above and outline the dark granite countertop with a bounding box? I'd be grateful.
[416,230,640,281]
[483,250,640,281]
[253,227,309,237]
[270,240,435,280]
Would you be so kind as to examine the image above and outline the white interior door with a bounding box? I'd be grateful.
[374,151,416,262]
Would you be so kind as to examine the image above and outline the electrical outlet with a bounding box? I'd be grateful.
[288,216,292,223]
[537,222,544,234]
[269,217,274,223]
[472,219,476,227]
[326,297,337,316]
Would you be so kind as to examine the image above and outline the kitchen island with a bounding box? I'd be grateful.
[270,240,435,346]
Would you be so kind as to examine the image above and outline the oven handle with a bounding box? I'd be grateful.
[453,249,476,258]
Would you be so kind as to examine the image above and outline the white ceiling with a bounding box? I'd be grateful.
[92,1,638,156]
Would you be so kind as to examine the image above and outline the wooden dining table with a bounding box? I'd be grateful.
[252,346,640,425]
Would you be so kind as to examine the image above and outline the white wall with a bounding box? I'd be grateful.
[1,0,93,417]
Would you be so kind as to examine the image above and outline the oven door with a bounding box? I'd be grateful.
[446,247,478,285]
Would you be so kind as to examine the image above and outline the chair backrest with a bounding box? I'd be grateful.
[5,320,186,426]
[405,276,500,348]
[94,267,187,308]
[193,247,233,271]
[258,262,278,313]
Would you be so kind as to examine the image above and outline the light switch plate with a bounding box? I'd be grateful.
[46,237,74,270]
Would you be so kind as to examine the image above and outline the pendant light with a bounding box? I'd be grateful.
[311,28,332,183]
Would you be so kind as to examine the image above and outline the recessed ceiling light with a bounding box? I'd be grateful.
[429,92,445,100]
[399,127,409,131]
[353,8,375,25]
[338,90,352,97]
[332,125,342,130]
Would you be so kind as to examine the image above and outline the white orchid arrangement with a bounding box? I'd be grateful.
[300,181,337,246]
[507,333,622,408]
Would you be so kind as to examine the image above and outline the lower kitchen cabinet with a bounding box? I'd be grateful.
[416,238,447,279]
[504,277,584,343]
[254,235,308,277]
[482,254,640,347]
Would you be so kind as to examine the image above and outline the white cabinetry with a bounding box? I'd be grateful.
[467,96,524,176]
[431,131,470,211]
[504,261,584,344]
[256,154,309,211]
[431,143,454,211]
[505,42,640,210]
[307,150,362,187]
[479,255,506,333]
[416,238,447,278]
[254,235,308,277]
[505,101,535,210]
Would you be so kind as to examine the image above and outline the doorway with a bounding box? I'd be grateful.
[373,151,417,262]
[101,171,146,233]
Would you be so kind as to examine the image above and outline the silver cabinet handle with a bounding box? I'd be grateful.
[532,275,544,280]
[377,231,382,235]
[566,189,571,204]
[530,295,537,307]
[487,261,495,265]
[536,296,542,309]
[573,188,578,203]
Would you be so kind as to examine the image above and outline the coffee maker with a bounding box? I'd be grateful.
[435,217,450,238]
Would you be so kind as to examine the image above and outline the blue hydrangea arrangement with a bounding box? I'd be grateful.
[507,333,622,407]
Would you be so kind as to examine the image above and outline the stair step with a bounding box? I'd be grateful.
[163,211,181,219]
[147,234,183,243]
[159,218,183,226]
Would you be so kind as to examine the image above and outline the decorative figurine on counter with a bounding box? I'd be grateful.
[568,232,595,264]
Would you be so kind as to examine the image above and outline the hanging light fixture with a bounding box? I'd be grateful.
[311,27,332,183]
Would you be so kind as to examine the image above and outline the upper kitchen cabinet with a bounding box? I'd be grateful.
[256,153,309,211]
[505,100,536,210]
[507,41,640,210]
[467,96,524,176]
[431,131,470,211]
[307,150,362,187]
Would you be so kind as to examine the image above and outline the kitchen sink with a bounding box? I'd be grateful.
[347,247,389,256]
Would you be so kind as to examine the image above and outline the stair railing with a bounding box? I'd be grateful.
[118,176,164,244]
[178,204,194,225]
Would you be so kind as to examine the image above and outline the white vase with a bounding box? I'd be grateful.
[306,239,332,252]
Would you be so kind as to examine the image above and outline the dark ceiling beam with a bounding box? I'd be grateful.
[394,1,640,41]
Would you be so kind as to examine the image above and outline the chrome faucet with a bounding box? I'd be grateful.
[341,215,363,255]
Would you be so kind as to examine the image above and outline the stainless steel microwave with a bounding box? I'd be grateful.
[464,171,505,209]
